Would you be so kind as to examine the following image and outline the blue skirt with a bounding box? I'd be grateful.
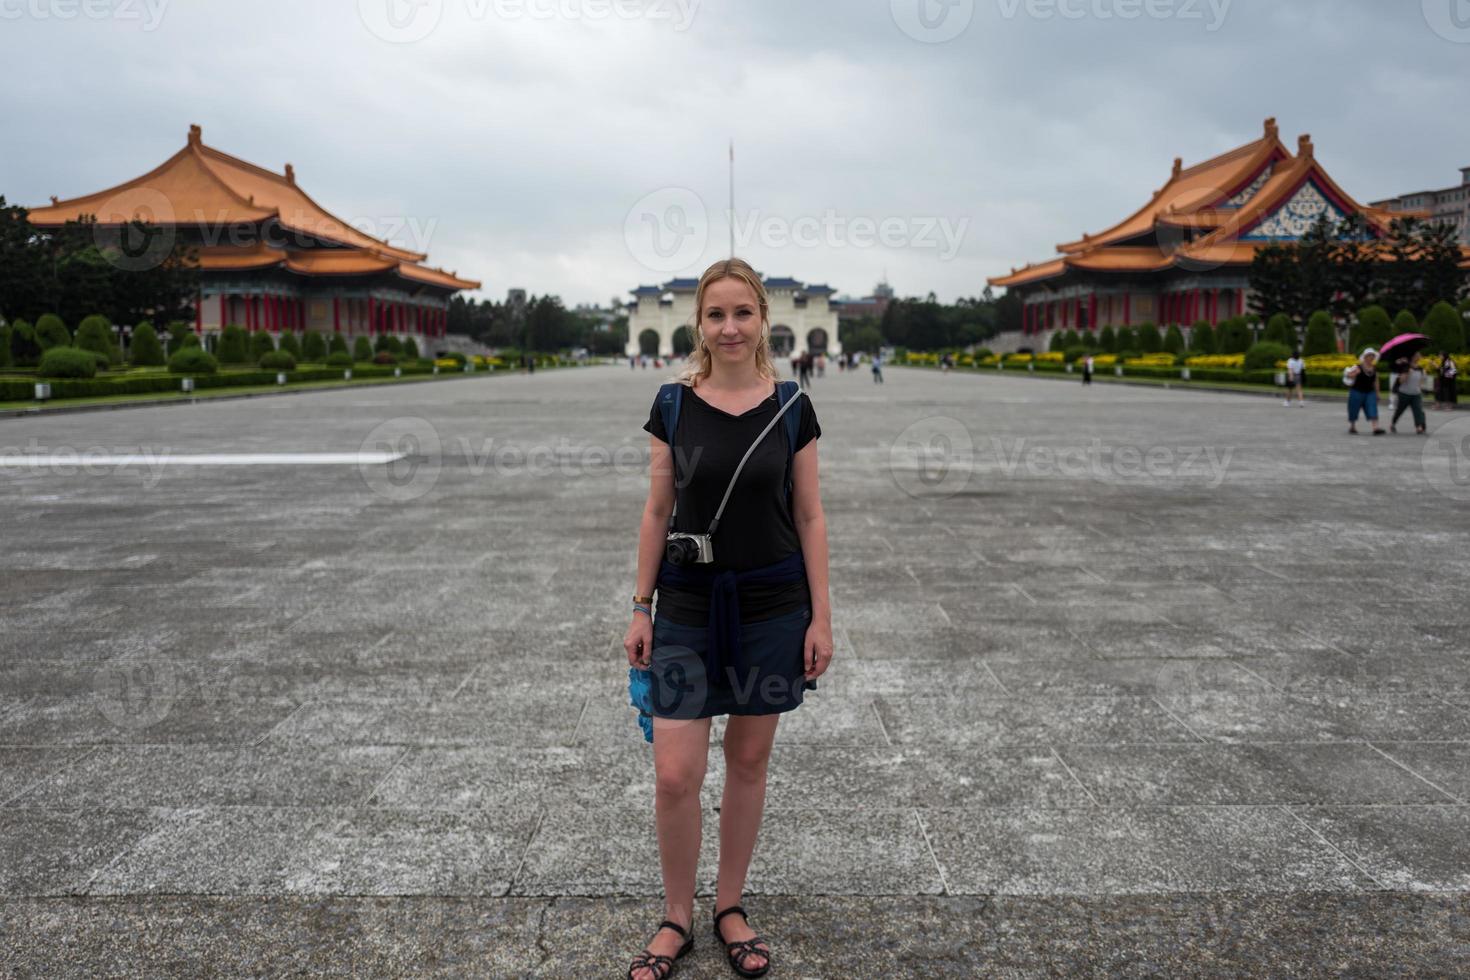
[646,605,814,719]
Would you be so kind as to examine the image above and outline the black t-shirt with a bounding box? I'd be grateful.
[643,380,821,625]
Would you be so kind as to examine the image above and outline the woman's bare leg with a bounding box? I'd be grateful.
[632,716,710,980]
[714,713,781,972]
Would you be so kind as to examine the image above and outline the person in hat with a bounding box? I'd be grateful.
[1390,352,1428,435]
[1344,348,1384,435]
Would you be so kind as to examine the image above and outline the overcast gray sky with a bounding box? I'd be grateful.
[3,0,1467,306]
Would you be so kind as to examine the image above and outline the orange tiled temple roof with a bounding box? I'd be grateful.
[989,118,1465,288]
[28,124,480,291]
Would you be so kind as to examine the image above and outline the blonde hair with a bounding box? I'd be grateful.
[674,258,779,386]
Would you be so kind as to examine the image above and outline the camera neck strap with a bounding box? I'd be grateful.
[669,383,803,535]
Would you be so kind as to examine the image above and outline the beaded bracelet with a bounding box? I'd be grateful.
[632,602,652,618]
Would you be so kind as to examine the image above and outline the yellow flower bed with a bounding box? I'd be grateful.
[1414,353,1466,373]
[1185,354,1245,368]
[1004,353,1033,364]
[1302,354,1356,370]
[979,356,1000,366]
[1124,354,1176,366]
[1091,355,1118,368]
[433,358,460,369]
[905,352,939,365]
[1034,352,1065,363]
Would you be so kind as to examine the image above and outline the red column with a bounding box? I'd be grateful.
[1238,290,1246,317]
[1209,288,1220,325]
[195,291,203,333]
[1088,294,1097,332]
[333,297,340,333]
[1123,294,1131,326]
[220,293,228,330]
[246,294,255,331]
[369,296,377,334]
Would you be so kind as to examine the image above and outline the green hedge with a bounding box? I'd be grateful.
[2,361,439,402]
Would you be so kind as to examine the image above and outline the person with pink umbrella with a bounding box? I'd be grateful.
[1390,352,1428,435]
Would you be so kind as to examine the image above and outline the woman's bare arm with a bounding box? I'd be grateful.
[790,439,830,626]
[637,435,676,598]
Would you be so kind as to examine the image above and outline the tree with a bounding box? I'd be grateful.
[1294,214,1338,318]
[1350,305,1392,352]
[1136,322,1162,353]
[302,330,326,362]
[129,321,166,366]
[1048,330,1067,352]
[329,333,348,355]
[164,322,195,355]
[278,331,301,358]
[1248,243,1300,322]
[218,325,249,364]
[1422,301,1465,353]
[249,331,275,360]
[34,314,70,350]
[1262,313,1293,345]
[1114,326,1137,353]
[1394,310,1418,333]
[1188,321,1216,354]
[75,314,116,362]
[1163,324,1185,355]
[1302,310,1337,356]
[1330,213,1378,321]
[8,319,40,366]
[403,337,419,361]
[353,335,373,362]
[1098,325,1117,353]
[1217,317,1252,354]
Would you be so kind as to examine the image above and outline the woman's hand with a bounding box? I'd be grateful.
[803,617,833,683]
[625,614,653,669]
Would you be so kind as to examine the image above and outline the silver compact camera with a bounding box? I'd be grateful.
[665,532,713,566]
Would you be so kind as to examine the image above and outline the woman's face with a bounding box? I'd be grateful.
[699,277,763,365]
[1364,354,1377,368]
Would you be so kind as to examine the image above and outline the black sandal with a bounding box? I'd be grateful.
[713,905,771,978]
[627,918,694,980]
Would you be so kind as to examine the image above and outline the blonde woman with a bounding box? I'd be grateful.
[624,258,834,979]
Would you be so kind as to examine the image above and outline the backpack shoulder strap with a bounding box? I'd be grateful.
[656,382,683,450]
[776,380,802,505]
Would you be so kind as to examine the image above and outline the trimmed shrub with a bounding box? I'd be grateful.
[129,321,167,367]
[1189,321,1216,354]
[1421,301,1465,354]
[1163,324,1185,355]
[1063,345,1091,363]
[1244,341,1292,372]
[375,334,404,356]
[1351,305,1393,353]
[1117,349,1141,360]
[75,315,115,362]
[403,337,420,361]
[1114,327,1137,353]
[353,336,373,362]
[302,330,327,362]
[1302,311,1337,356]
[373,350,399,365]
[1217,317,1252,355]
[441,350,467,367]
[37,346,98,379]
[218,325,249,364]
[1136,322,1162,353]
[1394,310,1418,333]
[278,331,302,358]
[1049,330,1067,352]
[8,319,40,367]
[1262,313,1293,345]
[168,347,219,375]
[259,350,297,370]
[329,332,349,355]
[325,350,352,367]
[1098,326,1117,353]
[175,330,200,350]
[0,324,9,369]
[35,314,70,350]
[249,331,276,360]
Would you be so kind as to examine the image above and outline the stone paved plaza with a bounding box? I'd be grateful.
[2,365,1469,976]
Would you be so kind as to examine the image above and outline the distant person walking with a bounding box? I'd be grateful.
[1284,349,1305,406]
[815,353,826,378]
[1081,353,1094,385]
[1435,351,1459,411]
[871,351,884,384]
[1345,347,1384,436]
[940,352,952,373]
[1391,353,1428,435]
[797,351,812,391]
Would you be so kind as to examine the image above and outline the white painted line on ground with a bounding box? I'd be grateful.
[0,452,407,467]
